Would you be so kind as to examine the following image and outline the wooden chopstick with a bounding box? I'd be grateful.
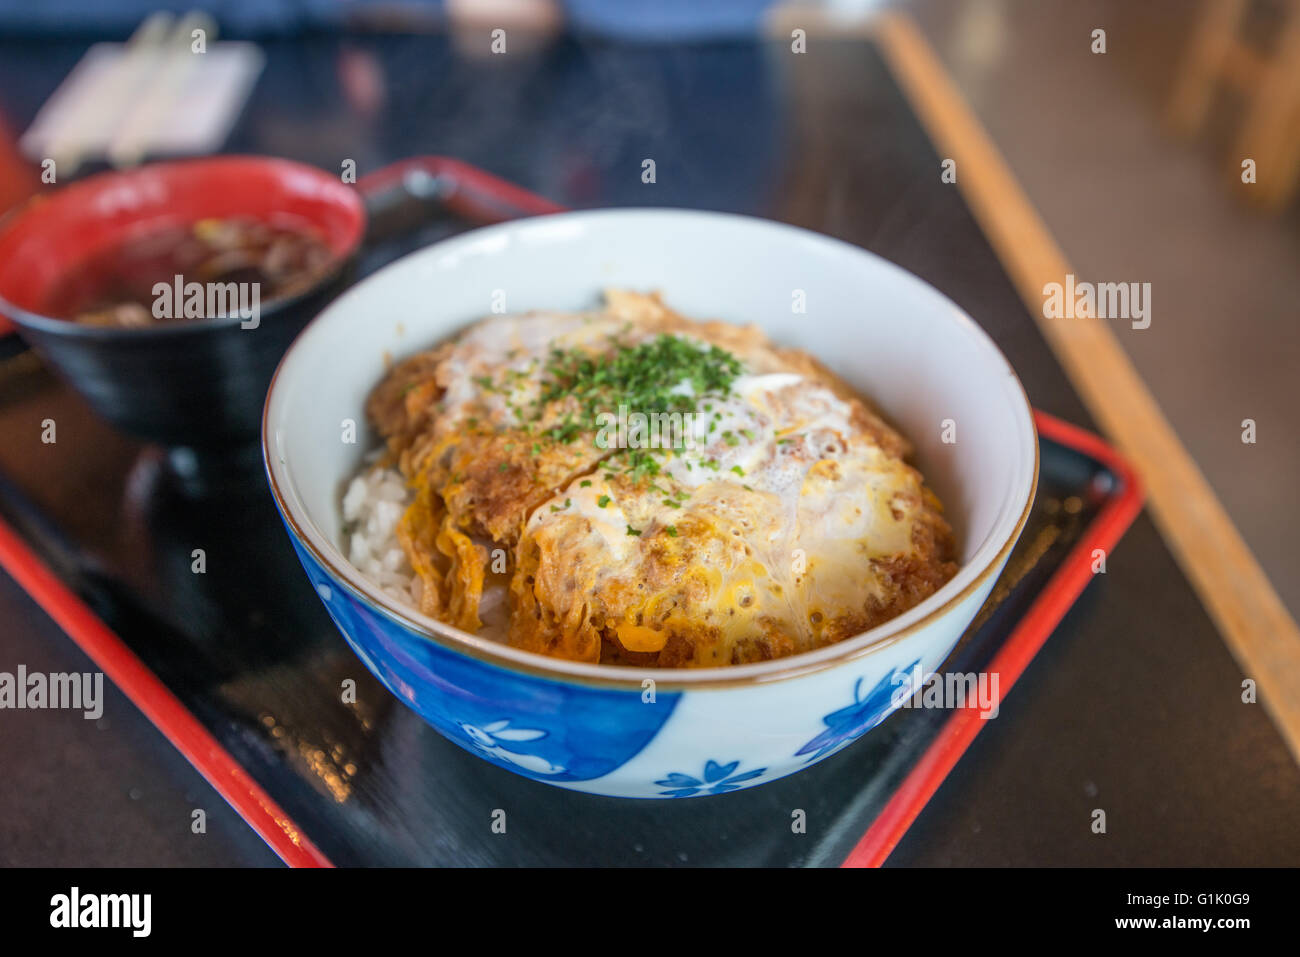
[46,11,174,177]
[107,12,218,168]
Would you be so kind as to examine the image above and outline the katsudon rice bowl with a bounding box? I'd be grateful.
[344,290,959,668]
[264,209,1037,797]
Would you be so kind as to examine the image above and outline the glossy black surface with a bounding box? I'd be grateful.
[8,267,353,451]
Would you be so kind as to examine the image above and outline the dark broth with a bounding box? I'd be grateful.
[42,217,335,327]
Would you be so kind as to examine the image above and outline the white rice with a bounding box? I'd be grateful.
[340,464,422,608]
[342,460,512,641]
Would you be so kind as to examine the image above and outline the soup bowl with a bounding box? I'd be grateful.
[0,157,364,451]
[0,154,560,459]
[264,208,1038,798]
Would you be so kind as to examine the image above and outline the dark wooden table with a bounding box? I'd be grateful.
[0,23,1296,866]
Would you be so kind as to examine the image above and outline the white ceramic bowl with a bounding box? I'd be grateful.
[264,209,1037,798]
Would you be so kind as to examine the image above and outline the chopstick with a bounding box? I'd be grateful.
[108,12,218,168]
[45,11,175,177]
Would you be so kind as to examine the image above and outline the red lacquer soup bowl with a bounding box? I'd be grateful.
[0,156,364,450]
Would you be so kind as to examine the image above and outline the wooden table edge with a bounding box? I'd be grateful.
[765,6,1300,764]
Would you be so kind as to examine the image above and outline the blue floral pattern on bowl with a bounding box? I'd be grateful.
[796,659,920,761]
[656,759,767,798]
[288,534,680,783]
[458,719,569,776]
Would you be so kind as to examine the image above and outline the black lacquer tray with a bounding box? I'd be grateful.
[0,303,1140,865]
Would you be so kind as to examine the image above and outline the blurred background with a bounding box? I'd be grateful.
[0,0,1294,610]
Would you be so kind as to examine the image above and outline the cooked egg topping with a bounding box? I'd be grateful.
[365,291,957,667]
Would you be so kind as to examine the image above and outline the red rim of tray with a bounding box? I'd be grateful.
[841,409,1145,867]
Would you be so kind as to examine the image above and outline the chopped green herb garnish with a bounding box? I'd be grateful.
[619,447,662,483]
[529,333,743,465]
[538,334,740,420]
[597,495,611,508]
